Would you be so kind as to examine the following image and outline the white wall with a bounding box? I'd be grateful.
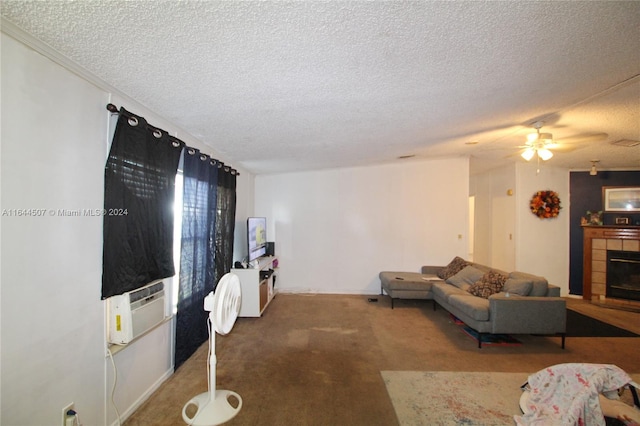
[470,173,492,266]
[1,33,108,426]
[254,158,470,294]
[515,162,570,295]
[234,173,255,264]
[470,164,517,271]
[1,31,253,425]
[471,161,570,295]
[490,166,517,272]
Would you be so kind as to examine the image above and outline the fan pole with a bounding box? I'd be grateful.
[181,276,243,426]
[208,315,217,402]
[181,315,242,425]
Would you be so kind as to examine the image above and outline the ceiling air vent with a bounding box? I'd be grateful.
[610,139,640,147]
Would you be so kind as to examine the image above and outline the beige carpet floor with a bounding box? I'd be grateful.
[125,294,640,426]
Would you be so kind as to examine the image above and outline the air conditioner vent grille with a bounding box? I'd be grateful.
[129,281,164,303]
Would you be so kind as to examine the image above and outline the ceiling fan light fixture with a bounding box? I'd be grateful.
[521,148,535,161]
[527,131,553,144]
[522,123,555,163]
[538,148,553,161]
[539,133,553,144]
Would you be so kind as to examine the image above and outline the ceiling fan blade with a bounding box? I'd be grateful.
[547,144,581,153]
[555,132,608,145]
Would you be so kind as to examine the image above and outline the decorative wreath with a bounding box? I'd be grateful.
[530,190,562,219]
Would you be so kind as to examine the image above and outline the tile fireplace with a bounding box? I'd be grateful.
[583,226,640,309]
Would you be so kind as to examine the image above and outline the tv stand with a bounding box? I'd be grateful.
[232,256,278,317]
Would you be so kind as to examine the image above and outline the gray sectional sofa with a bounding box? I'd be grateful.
[379,257,567,348]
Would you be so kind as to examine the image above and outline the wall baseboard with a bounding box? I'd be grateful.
[109,367,174,426]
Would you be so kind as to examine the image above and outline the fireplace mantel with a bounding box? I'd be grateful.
[582,225,640,308]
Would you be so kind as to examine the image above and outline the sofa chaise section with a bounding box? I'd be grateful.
[378,266,442,308]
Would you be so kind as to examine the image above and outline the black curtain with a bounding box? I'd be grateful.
[102,108,183,299]
[174,149,219,370]
[215,165,238,288]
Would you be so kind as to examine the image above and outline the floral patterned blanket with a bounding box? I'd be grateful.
[515,363,632,425]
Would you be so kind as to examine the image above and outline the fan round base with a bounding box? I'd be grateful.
[182,390,243,425]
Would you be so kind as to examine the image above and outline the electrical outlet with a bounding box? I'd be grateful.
[62,402,74,426]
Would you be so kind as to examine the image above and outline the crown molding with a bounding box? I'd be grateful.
[1,17,120,95]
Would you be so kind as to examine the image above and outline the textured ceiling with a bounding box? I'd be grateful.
[2,1,639,175]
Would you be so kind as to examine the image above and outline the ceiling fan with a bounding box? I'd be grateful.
[516,121,608,163]
[520,121,556,162]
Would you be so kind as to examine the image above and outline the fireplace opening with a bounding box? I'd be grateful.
[607,250,640,302]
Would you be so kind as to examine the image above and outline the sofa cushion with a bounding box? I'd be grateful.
[509,271,548,296]
[467,270,508,299]
[446,265,485,291]
[437,256,469,280]
[379,272,437,291]
[448,294,490,321]
[432,282,468,302]
[468,262,496,274]
[503,278,533,296]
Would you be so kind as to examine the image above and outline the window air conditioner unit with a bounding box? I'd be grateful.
[107,281,166,345]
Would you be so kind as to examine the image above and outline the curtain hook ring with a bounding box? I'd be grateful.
[153,129,162,139]
[128,116,139,127]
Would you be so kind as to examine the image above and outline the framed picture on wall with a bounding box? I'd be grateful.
[603,186,640,212]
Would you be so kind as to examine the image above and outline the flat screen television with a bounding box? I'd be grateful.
[247,217,267,262]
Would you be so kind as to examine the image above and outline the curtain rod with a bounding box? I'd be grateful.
[106,104,239,176]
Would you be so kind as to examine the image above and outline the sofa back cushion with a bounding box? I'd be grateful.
[446,265,485,291]
[437,256,469,280]
[467,270,508,299]
[468,262,496,274]
[503,278,533,296]
[509,271,549,296]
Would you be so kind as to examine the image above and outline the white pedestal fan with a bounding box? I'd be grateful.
[182,273,243,425]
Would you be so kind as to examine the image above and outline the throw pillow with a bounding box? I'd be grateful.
[437,256,469,280]
[446,265,485,291]
[467,270,508,299]
[503,278,533,296]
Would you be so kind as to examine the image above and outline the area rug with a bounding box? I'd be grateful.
[566,309,639,337]
[381,371,526,425]
[382,371,640,425]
